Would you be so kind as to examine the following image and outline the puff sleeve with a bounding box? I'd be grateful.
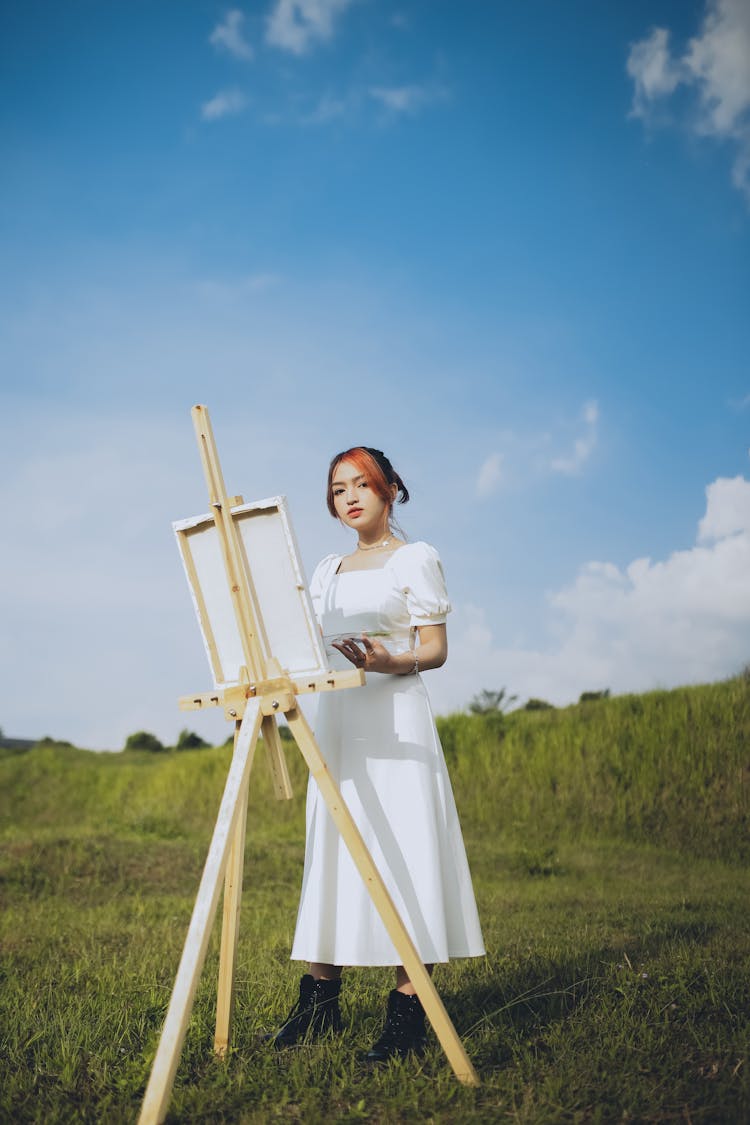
[308,554,341,624]
[393,542,452,626]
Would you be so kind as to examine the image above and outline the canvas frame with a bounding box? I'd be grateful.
[173,496,326,688]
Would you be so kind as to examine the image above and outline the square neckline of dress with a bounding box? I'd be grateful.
[334,544,409,576]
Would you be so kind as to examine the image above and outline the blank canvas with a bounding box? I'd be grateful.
[173,496,326,688]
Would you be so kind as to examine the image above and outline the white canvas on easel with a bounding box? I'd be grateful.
[174,496,326,687]
[137,405,479,1125]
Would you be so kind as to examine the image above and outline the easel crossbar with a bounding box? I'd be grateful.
[178,668,365,720]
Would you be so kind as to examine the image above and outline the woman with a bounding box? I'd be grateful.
[272,446,484,1061]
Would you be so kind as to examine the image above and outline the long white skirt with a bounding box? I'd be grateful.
[290,671,485,966]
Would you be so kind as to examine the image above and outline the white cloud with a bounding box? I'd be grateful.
[685,0,750,136]
[431,474,750,711]
[201,88,247,121]
[582,400,599,426]
[194,272,281,298]
[369,83,447,114]
[209,10,254,61]
[732,142,750,194]
[698,475,750,540]
[264,82,446,128]
[550,399,598,475]
[302,91,352,124]
[266,0,354,55]
[627,27,684,118]
[257,90,356,127]
[627,0,750,202]
[476,452,503,497]
[0,417,222,750]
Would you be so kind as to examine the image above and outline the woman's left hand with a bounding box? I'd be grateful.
[331,633,396,674]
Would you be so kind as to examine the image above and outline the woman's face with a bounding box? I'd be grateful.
[331,458,392,538]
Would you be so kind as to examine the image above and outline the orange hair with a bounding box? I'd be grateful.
[326,447,409,518]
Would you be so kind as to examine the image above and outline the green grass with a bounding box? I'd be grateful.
[440,675,750,862]
[1,677,749,1122]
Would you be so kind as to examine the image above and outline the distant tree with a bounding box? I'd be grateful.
[175,728,210,751]
[468,688,518,715]
[579,689,611,703]
[524,698,554,711]
[124,730,166,753]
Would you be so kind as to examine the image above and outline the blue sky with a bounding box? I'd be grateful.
[1,0,749,749]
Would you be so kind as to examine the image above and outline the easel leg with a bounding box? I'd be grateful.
[285,707,479,1087]
[139,701,263,1125]
[261,712,293,800]
[214,719,249,1056]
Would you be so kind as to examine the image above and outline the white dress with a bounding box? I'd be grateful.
[290,541,485,967]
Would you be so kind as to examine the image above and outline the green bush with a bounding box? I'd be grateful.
[524,697,555,711]
[123,730,166,753]
[175,729,210,751]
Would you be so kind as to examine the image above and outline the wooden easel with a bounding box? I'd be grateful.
[138,406,479,1125]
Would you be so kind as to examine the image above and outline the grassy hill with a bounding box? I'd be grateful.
[441,674,750,862]
[4,674,746,859]
[1,677,748,1122]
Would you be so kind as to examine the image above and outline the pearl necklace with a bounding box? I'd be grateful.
[357,536,393,551]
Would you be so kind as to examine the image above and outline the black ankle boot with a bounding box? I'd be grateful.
[363,989,427,1063]
[269,974,342,1048]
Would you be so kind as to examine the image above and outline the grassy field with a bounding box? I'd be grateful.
[1,677,748,1122]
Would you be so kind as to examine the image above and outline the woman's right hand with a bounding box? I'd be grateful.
[331,634,397,674]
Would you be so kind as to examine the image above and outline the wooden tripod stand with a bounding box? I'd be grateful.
[138,406,479,1124]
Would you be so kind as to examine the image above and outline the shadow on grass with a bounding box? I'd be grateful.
[440,918,721,1074]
